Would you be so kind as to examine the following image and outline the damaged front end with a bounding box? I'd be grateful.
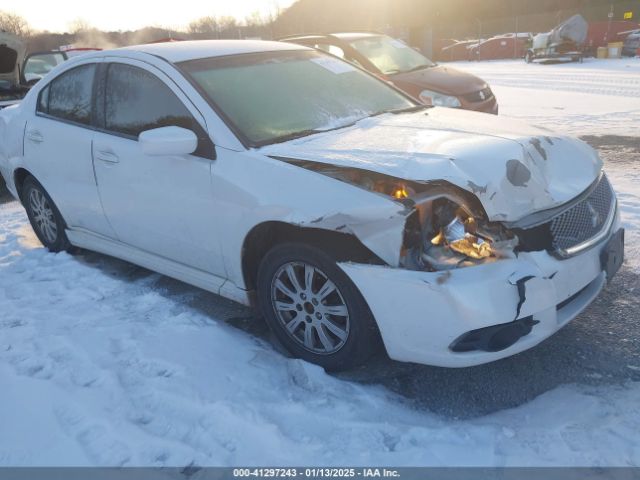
[277,156,618,278]
[269,153,621,367]
[260,106,623,366]
[275,157,521,272]
[400,189,519,271]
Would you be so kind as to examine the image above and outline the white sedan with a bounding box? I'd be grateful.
[0,40,624,371]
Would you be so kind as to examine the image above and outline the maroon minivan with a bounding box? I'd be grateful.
[281,32,498,114]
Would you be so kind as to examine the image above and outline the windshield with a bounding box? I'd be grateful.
[179,50,415,146]
[349,35,435,75]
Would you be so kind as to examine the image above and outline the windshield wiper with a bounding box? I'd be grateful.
[262,129,324,145]
[370,105,430,118]
[401,64,434,74]
[262,122,358,146]
[392,105,429,113]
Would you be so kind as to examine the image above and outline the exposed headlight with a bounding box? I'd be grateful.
[418,89,462,108]
[415,198,518,270]
[431,215,493,260]
[356,176,416,200]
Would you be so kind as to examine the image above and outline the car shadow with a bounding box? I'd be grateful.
[0,177,14,204]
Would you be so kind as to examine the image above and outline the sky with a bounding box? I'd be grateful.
[7,0,295,33]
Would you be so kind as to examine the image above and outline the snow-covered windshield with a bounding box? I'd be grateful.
[349,35,436,75]
[179,50,415,146]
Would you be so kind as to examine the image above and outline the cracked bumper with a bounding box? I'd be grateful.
[339,215,622,368]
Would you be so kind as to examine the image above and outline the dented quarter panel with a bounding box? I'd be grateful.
[260,107,602,222]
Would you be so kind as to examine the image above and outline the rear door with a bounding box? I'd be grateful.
[23,61,116,237]
[91,59,224,275]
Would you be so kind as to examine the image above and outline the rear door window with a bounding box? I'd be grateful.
[45,64,96,126]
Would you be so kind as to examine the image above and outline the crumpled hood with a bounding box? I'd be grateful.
[260,107,602,223]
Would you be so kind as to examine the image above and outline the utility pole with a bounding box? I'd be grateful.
[476,18,482,59]
[606,3,614,44]
[514,15,519,58]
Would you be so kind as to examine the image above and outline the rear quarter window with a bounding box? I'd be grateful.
[37,85,49,114]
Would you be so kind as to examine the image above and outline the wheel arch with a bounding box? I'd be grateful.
[241,221,385,294]
[13,167,34,202]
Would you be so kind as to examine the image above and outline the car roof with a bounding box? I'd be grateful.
[118,39,310,63]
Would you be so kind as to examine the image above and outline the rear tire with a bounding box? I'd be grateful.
[525,51,534,63]
[257,242,381,371]
[22,176,72,252]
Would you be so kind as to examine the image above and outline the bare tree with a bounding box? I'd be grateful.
[0,10,31,37]
[218,16,239,33]
[188,16,220,35]
[265,2,283,25]
[67,18,93,34]
[245,11,266,27]
[187,15,241,39]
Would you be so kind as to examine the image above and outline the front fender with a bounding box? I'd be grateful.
[211,148,410,288]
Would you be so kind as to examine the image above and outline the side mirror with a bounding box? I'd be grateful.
[139,126,198,156]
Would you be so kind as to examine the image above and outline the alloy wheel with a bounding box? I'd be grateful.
[270,261,350,355]
[29,188,58,244]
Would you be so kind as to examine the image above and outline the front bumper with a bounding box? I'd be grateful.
[339,214,622,368]
[460,96,498,115]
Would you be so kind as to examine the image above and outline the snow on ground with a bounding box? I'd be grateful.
[1,201,639,467]
[447,58,640,136]
[1,58,640,467]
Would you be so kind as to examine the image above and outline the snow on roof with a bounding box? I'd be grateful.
[120,39,309,63]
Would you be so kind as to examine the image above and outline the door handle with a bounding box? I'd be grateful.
[26,130,43,143]
[95,150,120,164]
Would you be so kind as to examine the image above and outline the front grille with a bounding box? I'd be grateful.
[462,87,493,103]
[549,174,614,254]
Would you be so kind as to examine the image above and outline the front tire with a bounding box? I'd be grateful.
[22,176,72,252]
[257,243,380,371]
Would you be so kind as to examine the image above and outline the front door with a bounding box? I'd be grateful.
[92,60,225,276]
